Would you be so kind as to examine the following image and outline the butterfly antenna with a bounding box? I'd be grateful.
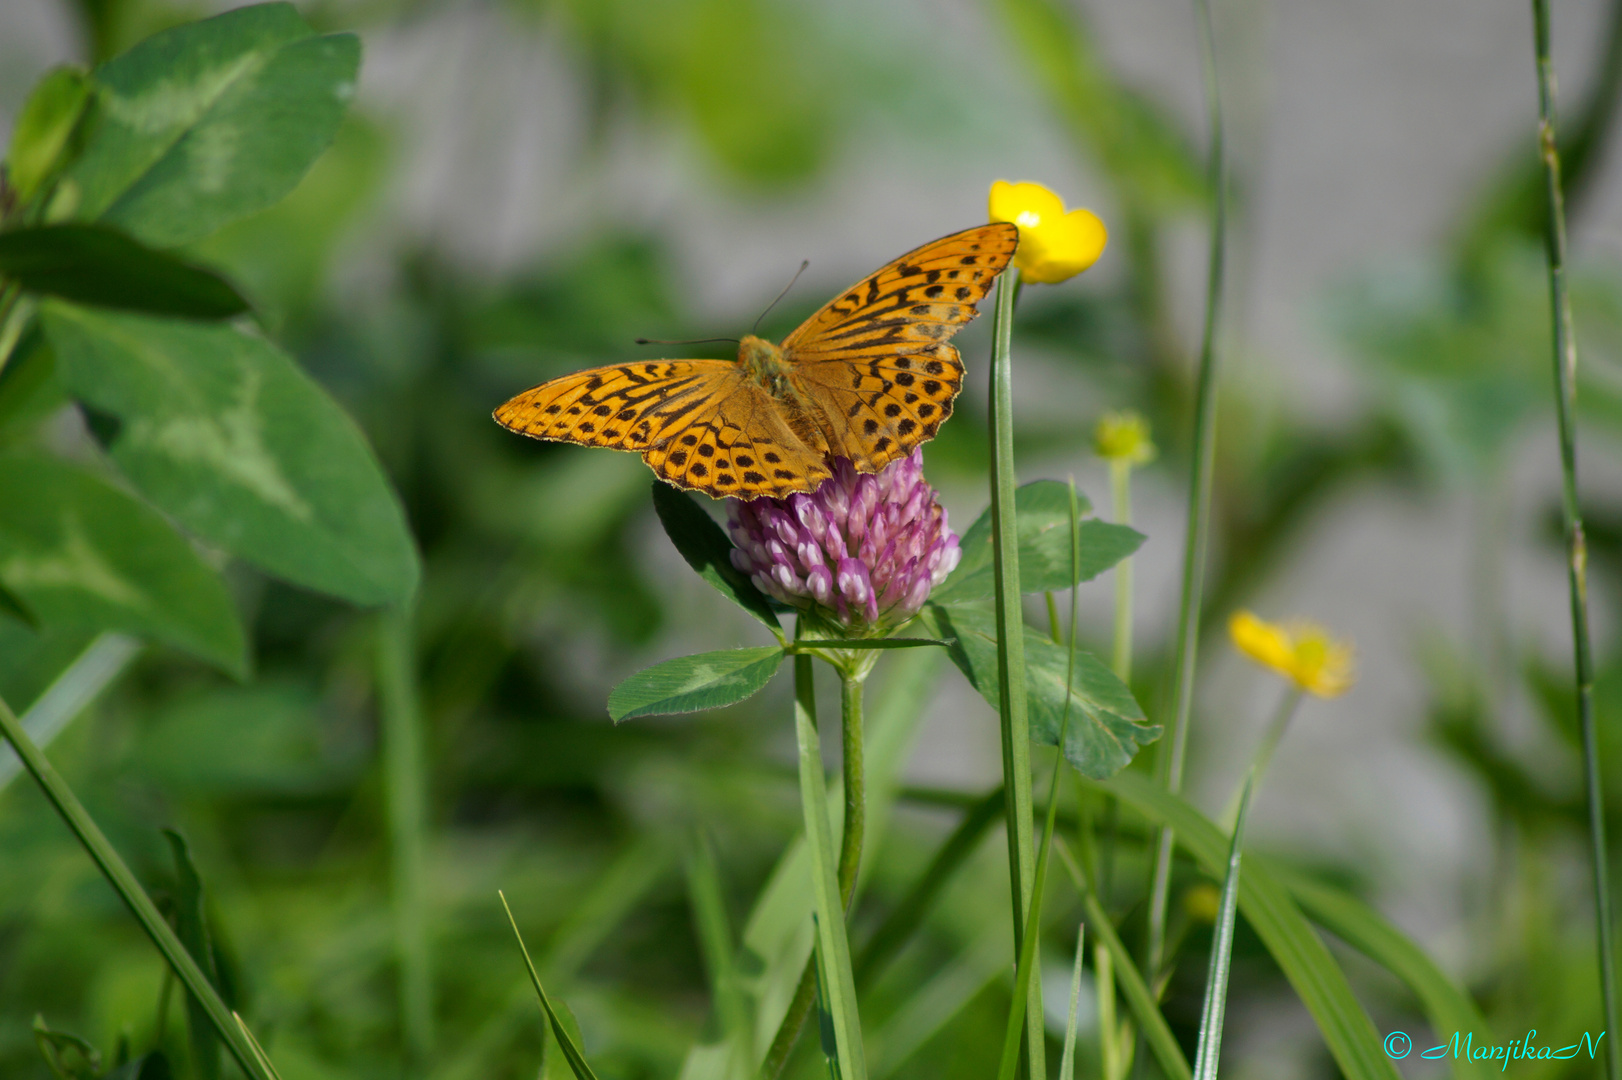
[752,259,811,336]
[634,336,740,346]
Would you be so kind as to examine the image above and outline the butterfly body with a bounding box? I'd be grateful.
[494,222,1018,499]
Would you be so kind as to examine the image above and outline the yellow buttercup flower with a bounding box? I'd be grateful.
[988,180,1107,285]
[1228,610,1355,698]
[1093,410,1156,465]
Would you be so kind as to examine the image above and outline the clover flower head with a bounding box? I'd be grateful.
[1229,610,1355,699]
[1093,409,1157,466]
[726,450,961,634]
[988,180,1108,284]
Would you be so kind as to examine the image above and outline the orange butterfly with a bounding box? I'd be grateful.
[493,222,1019,499]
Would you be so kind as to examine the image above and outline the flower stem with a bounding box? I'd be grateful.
[987,266,1045,1080]
[1530,3,1620,1075]
[1219,686,1301,830]
[1147,0,1226,983]
[759,659,869,1080]
[0,691,277,1080]
[1110,459,1135,682]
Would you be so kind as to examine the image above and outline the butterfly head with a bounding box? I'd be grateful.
[738,334,790,382]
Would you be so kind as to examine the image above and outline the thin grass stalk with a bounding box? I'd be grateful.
[1189,774,1254,1080]
[1147,0,1227,981]
[1219,687,1300,829]
[0,632,139,793]
[995,481,1081,1080]
[1058,926,1086,1080]
[0,693,277,1080]
[1055,842,1191,1080]
[761,658,870,1078]
[378,605,435,1061]
[500,892,601,1080]
[1530,2,1620,1074]
[1110,458,1135,682]
[987,265,1044,1078]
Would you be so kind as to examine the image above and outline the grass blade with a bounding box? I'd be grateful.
[1147,0,1228,978]
[995,480,1082,1080]
[0,632,139,794]
[1104,772,1400,1080]
[162,830,221,1080]
[0,693,276,1080]
[1190,773,1254,1080]
[1054,842,1191,1080]
[500,891,602,1080]
[1058,925,1085,1080]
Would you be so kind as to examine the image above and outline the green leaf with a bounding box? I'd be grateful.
[63,3,359,247]
[0,225,248,317]
[4,66,92,208]
[42,303,419,606]
[651,481,781,633]
[0,454,245,675]
[920,601,1158,778]
[938,479,1143,602]
[162,829,221,1080]
[608,647,785,722]
[1102,772,1403,1080]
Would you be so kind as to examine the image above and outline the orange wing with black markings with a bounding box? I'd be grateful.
[492,223,1017,499]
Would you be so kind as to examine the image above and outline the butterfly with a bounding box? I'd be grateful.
[493,222,1019,500]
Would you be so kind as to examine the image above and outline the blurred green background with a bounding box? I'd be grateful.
[3,0,1622,1076]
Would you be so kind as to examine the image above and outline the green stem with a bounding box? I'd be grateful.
[0,692,275,1080]
[987,266,1044,1080]
[1110,459,1134,682]
[1218,686,1301,829]
[790,654,866,1080]
[759,659,869,1080]
[1148,0,1226,983]
[1530,3,1620,1076]
[378,606,434,1062]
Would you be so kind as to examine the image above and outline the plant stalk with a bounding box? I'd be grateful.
[987,265,1045,1079]
[759,659,869,1079]
[1148,0,1227,982]
[1110,458,1135,682]
[1530,2,1620,1075]
[1219,686,1301,829]
[0,692,276,1080]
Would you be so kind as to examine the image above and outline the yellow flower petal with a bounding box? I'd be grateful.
[988,180,1107,285]
[988,180,1065,231]
[1229,610,1355,698]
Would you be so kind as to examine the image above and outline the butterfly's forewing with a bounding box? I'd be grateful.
[493,359,832,499]
[782,222,1018,470]
[493,360,735,450]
